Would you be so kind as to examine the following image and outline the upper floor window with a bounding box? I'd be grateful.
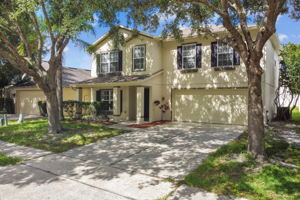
[211,42,240,68]
[182,44,196,69]
[133,45,146,71]
[217,43,234,67]
[100,51,119,73]
[177,43,201,70]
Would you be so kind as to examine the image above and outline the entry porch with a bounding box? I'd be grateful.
[75,85,163,124]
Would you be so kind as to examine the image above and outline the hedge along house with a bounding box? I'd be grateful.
[72,25,280,125]
[14,62,91,115]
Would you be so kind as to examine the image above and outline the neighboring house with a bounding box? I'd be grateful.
[71,25,280,125]
[14,62,91,115]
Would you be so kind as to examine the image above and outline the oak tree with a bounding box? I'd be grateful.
[0,0,108,133]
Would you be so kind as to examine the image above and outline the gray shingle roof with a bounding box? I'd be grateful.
[77,74,150,84]
[15,63,91,88]
[62,67,91,86]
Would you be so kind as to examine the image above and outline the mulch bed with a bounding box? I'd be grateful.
[128,120,171,128]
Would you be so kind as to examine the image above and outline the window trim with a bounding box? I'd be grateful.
[100,50,120,74]
[132,44,146,72]
[182,43,197,69]
[216,42,234,68]
[100,89,113,112]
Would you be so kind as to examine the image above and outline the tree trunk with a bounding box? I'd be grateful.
[57,61,64,120]
[247,61,265,159]
[45,88,62,134]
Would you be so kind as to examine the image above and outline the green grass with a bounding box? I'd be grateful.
[0,119,126,153]
[0,153,22,166]
[292,107,300,123]
[183,132,300,200]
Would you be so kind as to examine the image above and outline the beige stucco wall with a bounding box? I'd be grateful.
[63,87,76,100]
[161,36,248,120]
[91,29,162,78]
[162,37,248,89]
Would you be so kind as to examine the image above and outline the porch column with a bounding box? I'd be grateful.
[90,88,96,102]
[76,87,83,117]
[136,86,144,124]
[113,87,121,116]
[76,87,83,101]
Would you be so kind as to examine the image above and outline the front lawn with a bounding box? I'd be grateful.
[183,130,300,200]
[0,153,22,166]
[292,107,300,123]
[0,119,126,153]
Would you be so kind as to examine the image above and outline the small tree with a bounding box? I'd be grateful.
[274,43,300,120]
[154,97,170,121]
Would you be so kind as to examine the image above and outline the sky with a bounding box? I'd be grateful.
[62,13,300,70]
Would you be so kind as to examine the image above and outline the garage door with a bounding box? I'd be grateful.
[172,89,248,125]
[17,90,46,115]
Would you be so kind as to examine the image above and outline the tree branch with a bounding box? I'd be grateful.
[256,0,285,54]
[13,18,32,58]
[40,0,56,58]
[30,11,45,71]
[0,47,35,77]
[233,0,253,50]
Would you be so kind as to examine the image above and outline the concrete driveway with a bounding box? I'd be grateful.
[0,123,245,200]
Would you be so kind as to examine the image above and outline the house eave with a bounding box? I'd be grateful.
[71,69,163,88]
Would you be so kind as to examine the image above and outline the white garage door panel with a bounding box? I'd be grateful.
[172,89,248,125]
[18,91,46,115]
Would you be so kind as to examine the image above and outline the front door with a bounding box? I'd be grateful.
[144,88,150,121]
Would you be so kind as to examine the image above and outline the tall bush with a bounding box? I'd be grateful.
[0,98,14,114]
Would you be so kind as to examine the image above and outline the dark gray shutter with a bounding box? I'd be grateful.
[177,46,182,69]
[211,42,218,67]
[96,54,101,74]
[233,49,240,65]
[196,44,202,68]
[118,51,122,71]
[132,47,134,71]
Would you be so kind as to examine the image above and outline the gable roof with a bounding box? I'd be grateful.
[92,25,261,46]
[15,63,91,88]
[91,25,161,48]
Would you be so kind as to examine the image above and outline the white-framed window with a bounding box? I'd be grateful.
[133,45,146,71]
[182,44,196,69]
[100,89,113,111]
[217,43,234,67]
[100,51,119,73]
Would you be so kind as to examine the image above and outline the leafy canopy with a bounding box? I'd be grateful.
[280,43,300,94]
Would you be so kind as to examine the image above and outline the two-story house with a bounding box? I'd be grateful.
[72,25,280,125]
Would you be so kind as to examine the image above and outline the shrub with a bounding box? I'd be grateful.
[63,100,91,119]
[0,98,14,114]
[38,101,47,117]
[38,100,109,120]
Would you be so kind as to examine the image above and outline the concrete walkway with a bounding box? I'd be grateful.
[5,114,43,121]
[0,123,246,200]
